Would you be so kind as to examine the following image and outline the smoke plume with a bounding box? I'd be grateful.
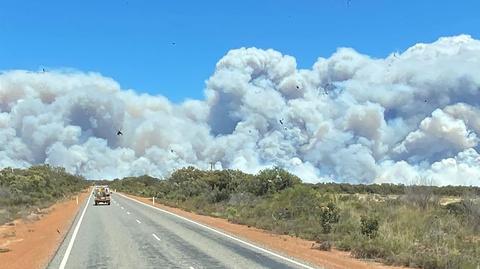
[1,35,480,185]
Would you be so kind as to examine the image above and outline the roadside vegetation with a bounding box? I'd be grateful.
[111,167,480,269]
[0,165,87,225]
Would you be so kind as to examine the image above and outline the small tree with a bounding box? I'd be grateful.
[320,202,340,234]
[360,215,379,239]
[249,167,301,196]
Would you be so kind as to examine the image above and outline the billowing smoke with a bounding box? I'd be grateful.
[1,35,480,185]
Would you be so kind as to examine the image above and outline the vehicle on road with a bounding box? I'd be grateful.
[93,185,111,205]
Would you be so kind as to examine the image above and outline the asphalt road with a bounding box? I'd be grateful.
[47,192,319,269]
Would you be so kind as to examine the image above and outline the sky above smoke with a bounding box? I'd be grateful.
[1,35,480,185]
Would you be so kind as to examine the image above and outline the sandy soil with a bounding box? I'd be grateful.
[125,193,407,269]
[0,189,90,269]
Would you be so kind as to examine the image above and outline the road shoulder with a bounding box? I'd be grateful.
[0,190,90,269]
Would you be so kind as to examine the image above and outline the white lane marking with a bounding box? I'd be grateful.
[136,219,141,224]
[127,211,131,215]
[121,206,124,209]
[152,233,161,241]
[189,267,195,269]
[116,193,316,269]
[59,193,92,269]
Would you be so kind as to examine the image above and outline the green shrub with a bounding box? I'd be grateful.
[225,207,238,222]
[0,165,87,225]
[360,214,379,239]
[208,186,230,203]
[247,167,301,196]
[320,202,340,234]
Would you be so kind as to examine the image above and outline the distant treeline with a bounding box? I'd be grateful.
[109,167,480,269]
[0,165,88,224]
[109,167,300,201]
[105,168,480,197]
[309,182,480,196]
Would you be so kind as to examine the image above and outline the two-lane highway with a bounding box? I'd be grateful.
[48,192,319,269]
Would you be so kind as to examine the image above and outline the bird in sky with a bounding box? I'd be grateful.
[322,87,329,95]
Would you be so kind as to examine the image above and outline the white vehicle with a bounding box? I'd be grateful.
[93,185,111,205]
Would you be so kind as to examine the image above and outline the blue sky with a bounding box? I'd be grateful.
[1,0,479,102]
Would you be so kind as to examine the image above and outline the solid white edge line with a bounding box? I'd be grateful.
[136,219,141,224]
[116,193,318,269]
[152,233,161,241]
[59,193,92,269]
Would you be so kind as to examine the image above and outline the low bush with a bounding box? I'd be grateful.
[320,202,340,234]
[0,165,87,225]
[360,215,380,239]
[317,241,332,251]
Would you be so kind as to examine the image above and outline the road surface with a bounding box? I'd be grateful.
[48,192,318,269]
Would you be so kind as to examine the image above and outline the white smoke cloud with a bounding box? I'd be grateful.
[1,35,480,186]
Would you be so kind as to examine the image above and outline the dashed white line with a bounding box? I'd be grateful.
[152,233,160,241]
[127,211,130,215]
[121,206,124,209]
[189,267,195,269]
[117,192,316,269]
[136,219,141,224]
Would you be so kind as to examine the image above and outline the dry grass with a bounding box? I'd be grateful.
[439,196,462,205]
